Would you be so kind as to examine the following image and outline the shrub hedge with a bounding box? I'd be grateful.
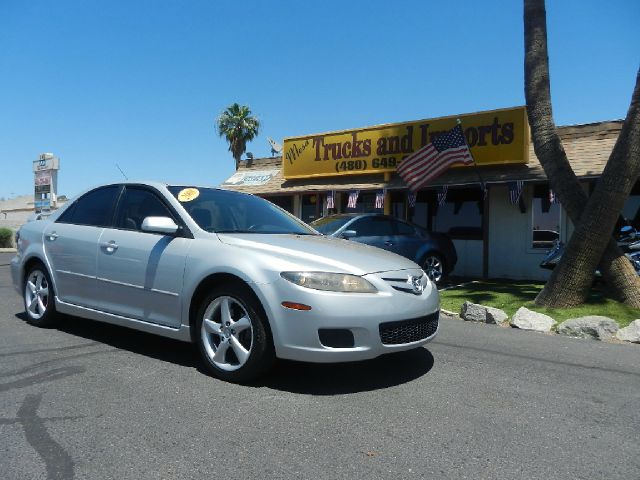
[0,227,14,248]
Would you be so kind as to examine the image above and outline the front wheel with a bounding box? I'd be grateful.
[195,284,274,383]
[423,253,445,284]
[24,264,58,327]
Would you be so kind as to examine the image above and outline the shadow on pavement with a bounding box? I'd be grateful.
[256,348,435,395]
[14,312,435,394]
[14,312,200,370]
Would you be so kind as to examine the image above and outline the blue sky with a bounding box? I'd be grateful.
[1,0,638,199]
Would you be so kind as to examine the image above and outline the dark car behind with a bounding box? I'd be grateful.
[311,214,457,283]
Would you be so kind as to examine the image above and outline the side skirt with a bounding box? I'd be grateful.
[55,298,193,342]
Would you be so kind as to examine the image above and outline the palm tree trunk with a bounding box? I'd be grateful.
[524,0,640,307]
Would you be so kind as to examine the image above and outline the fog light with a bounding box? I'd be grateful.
[281,301,312,311]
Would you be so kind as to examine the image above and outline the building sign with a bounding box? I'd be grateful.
[33,153,60,211]
[35,171,52,186]
[223,169,278,186]
[282,106,529,179]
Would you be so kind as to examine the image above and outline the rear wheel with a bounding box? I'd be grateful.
[423,253,445,284]
[23,264,58,327]
[195,284,274,383]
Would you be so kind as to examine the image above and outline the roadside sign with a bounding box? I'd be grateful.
[35,184,51,194]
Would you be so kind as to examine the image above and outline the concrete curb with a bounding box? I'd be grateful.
[0,248,16,253]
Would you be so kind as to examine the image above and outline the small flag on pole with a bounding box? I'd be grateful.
[508,181,524,204]
[407,192,417,208]
[437,185,448,206]
[374,190,385,209]
[397,124,473,192]
[326,190,335,209]
[347,190,359,209]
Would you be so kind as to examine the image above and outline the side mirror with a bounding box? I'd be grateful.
[141,216,179,235]
[341,230,357,239]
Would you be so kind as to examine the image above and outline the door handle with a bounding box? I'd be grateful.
[384,241,394,246]
[100,241,119,252]
[46,232,58,241]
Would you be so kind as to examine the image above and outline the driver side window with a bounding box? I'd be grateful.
[115,187,174,231]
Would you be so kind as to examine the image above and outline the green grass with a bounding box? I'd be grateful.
[439,279,640,328]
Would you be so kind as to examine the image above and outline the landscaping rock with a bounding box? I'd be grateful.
[486,306,509,325]
[557,316,619,341]
[460,302,486,322]
[510,307,556,332]
[460,302,509,325]
[616,320,640,343]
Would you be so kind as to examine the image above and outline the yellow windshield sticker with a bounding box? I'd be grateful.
[177,188,200,202]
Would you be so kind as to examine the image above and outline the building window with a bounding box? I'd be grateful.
[531,185,560,249]
[263,195,293,214]
[432,187,483,240]
[301,194,319,223]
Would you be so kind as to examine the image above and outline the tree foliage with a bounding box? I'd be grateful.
[216,103,261,170]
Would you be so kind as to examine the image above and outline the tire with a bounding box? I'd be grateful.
[195,283,275,383]
[23,264,59,327]
[422,253,445,284]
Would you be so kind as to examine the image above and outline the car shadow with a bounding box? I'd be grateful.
[14,312,201,370]
[255,348,435,395]
[14,312,435,394]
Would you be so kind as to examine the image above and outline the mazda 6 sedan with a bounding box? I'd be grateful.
[11,182,439,382]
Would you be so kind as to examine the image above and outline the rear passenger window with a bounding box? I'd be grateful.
[57,186,120,227]
[351,217,394,236]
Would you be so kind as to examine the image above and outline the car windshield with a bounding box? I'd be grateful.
[310,215,354,234]
[168,186,316,235]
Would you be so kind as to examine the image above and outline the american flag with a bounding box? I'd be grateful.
[326,190,335,209]
[347,190,359,209]
[374,190,385,209]
[437,185,448,206]
[407,192,417,208]
[508,180,524,204]
[397,124,473,192]
[549,188,559,204]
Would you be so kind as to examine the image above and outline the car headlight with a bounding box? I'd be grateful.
[280,272,377,293]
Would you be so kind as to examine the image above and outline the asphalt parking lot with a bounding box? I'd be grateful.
[1,252,639,479]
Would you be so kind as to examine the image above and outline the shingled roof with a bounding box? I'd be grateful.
[222,120,622,195]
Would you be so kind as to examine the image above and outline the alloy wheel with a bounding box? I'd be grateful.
[25,269,50,320]
[423,255,444,283]
[200,296,254,372]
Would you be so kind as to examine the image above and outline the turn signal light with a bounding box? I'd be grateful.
[281,301,312,311]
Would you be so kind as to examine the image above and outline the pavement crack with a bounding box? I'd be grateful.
[1,348,117,378]
[0,342,101,358]
[0,366,85,393]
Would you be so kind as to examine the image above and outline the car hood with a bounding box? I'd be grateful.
[216,233,420,275]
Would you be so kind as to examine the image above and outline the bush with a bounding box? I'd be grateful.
[0,227,14,248]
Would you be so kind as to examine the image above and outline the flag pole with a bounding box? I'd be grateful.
[456,118,486,196]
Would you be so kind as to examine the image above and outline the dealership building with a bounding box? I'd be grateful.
[223,107,636,281]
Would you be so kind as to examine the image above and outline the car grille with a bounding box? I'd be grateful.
[379,312,439,345]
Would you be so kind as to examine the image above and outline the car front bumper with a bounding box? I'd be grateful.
[258,268,440,363]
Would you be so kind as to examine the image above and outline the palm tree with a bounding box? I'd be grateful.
[216,103,261,170]
[524,0,640,307]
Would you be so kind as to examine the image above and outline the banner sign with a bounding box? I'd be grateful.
[223,169,279,186]
[282,106,529,179]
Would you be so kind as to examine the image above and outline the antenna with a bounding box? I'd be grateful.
[267,137,283,157]
[115,163,128,180]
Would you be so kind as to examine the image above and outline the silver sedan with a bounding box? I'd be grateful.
[11,182,439,382]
